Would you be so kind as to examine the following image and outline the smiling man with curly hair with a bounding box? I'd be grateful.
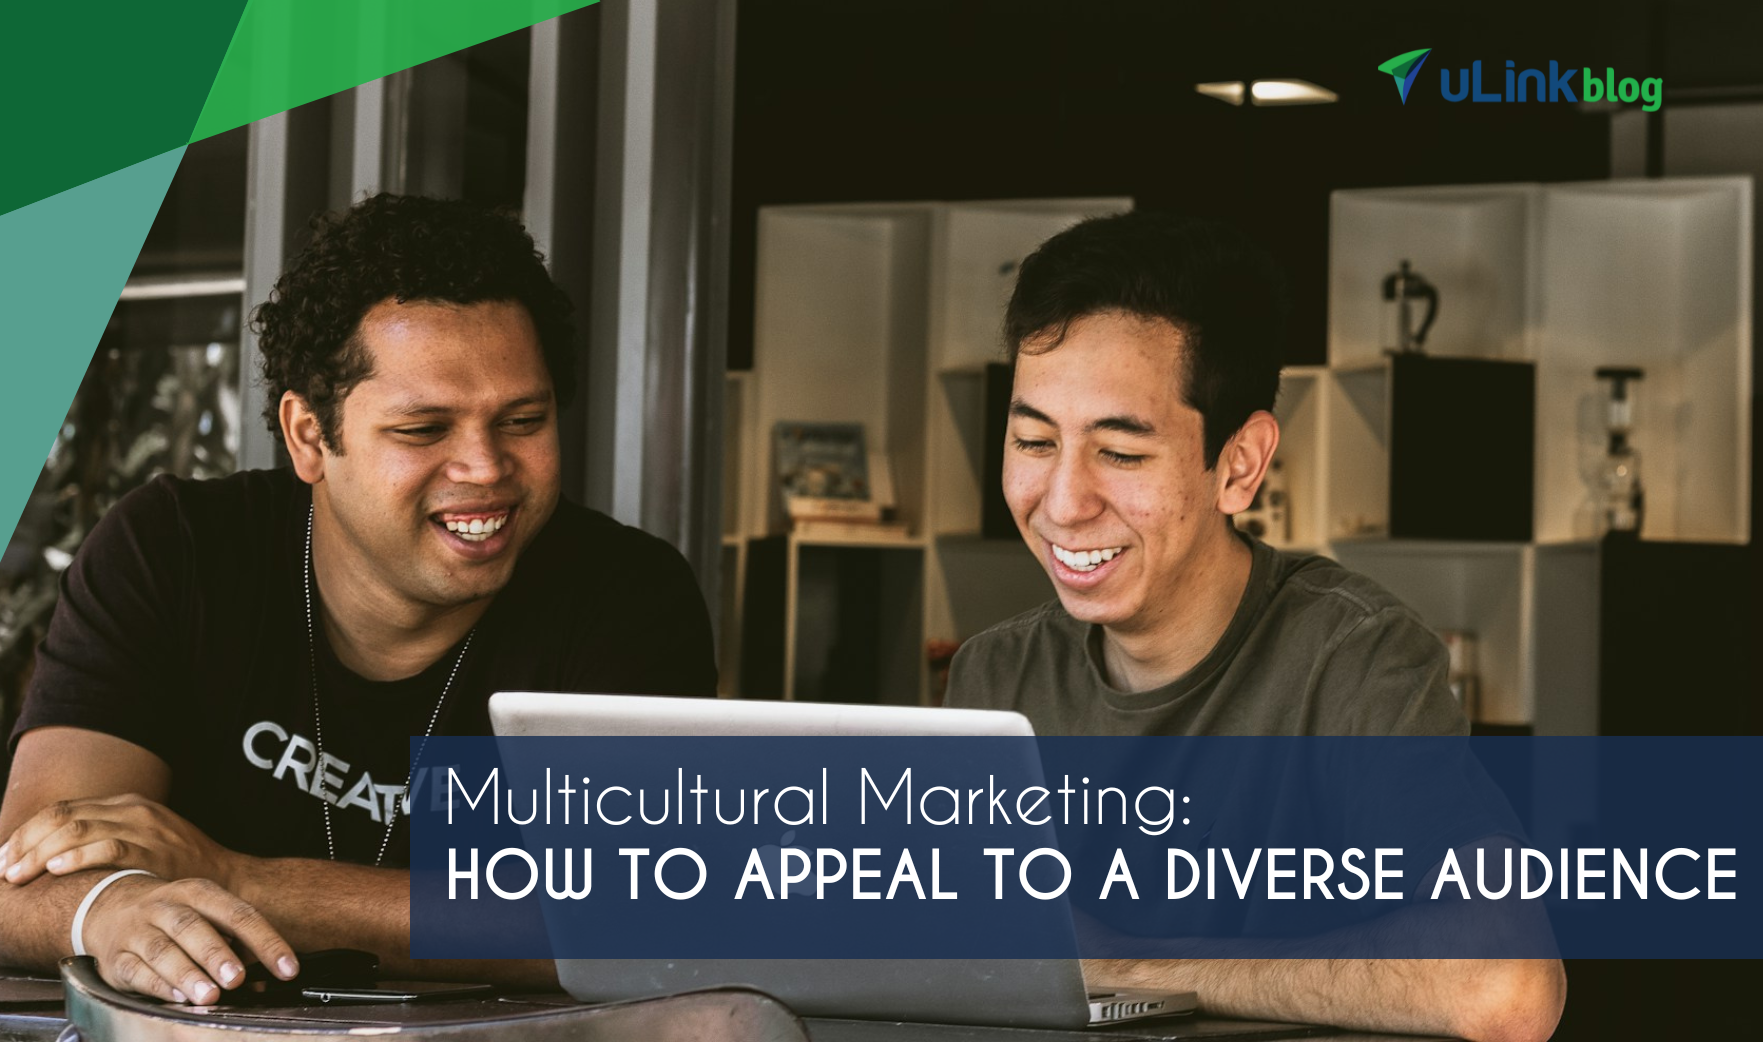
[0,195,716,1002]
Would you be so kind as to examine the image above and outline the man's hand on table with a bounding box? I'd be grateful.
[0,793,242,889]
[52,871,300,1004]
[0,752,297,1005]
[1072,837,1566,1042]
[0,732,553,1002]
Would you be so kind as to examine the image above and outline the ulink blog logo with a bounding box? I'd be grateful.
[1379,49,1664,112]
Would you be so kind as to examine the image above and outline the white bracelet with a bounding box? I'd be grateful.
[71,869,156,957]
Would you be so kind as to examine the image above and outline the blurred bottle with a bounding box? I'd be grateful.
[1595,366,1645,538]
[1438,629,1480,722]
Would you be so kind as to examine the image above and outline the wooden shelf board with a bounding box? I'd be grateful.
[790,533,926,549]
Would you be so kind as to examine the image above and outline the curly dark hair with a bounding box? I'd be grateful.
[251,193,576,451]
[1004,211,1288,469]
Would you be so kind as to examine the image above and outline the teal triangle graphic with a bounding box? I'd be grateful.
[0,147,185,547]
[1378,48,1432,104]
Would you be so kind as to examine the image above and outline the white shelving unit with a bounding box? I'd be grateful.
[1313,176,1751,728]
[1327,176,1751,546]
[723,178,1750,730]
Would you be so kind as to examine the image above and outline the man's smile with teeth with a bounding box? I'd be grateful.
[437,511,511,542]
[1052,543,1124,572]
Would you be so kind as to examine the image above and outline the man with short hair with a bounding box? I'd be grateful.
[0,195,715,1003]
[948,212,1564,1041]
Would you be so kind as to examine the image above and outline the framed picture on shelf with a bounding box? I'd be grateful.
[774,421,882,522]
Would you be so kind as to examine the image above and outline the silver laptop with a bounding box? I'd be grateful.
[487,692,1196,1029]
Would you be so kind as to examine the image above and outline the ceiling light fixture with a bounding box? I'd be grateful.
[1250,79,1338,105]
[1195,79,1338,107]
[1195,81,1247,106]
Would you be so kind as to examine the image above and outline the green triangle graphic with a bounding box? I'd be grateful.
[0,148,185,546]
[190,0,598,145]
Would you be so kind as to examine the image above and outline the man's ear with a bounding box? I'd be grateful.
[279,391,328,484]
[1215,410,1280,517]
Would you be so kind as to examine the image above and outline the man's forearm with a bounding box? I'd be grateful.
[0,871,112,969]
[1084,957,1564,1042]
[230,857,557,989]
[229,856,407,960]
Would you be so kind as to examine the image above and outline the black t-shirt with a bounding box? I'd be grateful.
[12,468,716,868]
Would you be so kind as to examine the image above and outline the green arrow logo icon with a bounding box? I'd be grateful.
[1378,48,1432,104]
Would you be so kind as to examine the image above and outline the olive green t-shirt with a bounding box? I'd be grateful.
[946,537,1468,737]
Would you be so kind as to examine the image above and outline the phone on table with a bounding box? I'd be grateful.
[301,982,498,1004]
[223,949,495,1005]
[220,949,377,1006]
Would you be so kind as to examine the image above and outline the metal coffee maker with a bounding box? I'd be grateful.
[1381,259,1439,354]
